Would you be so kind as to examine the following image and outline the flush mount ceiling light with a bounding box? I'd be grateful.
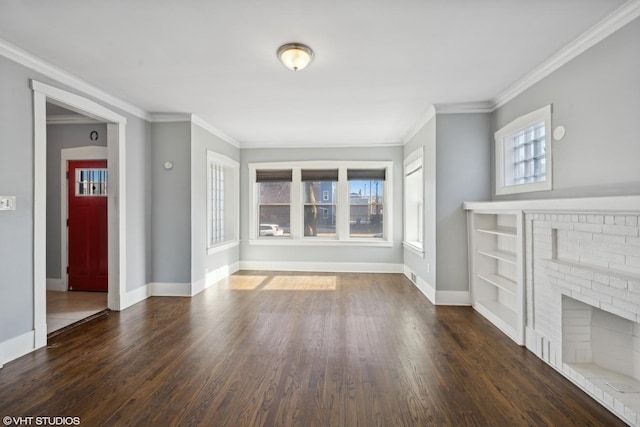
[277,43,314,71]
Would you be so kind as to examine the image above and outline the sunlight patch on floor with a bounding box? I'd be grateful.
[263,275,337,291]
[226,275,268,290]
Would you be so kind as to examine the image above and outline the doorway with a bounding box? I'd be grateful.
[32,80,127,349]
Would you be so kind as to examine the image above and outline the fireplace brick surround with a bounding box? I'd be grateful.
[465,196,640,426]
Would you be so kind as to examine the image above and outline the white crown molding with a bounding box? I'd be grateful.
[191,115,241,148]
[402,105,436,144]
[434,101,494,114]
[148,113,192,123]
[491,0,640,110]
[240,138,403,150]
[47,114,101,125]
[0,38,150,121]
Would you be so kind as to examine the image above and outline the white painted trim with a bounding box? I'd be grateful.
[239,139,402,150]
[205,262,240,289]
[495,105,552,196]
[248,239,394,248]
[60,146,108,291]
[47,115,101,125]
[149,113,192,122]
[240,261,403,273]
[46,278,65,292]
[402,105,436,144]
[207,240,240,255]
[32,80,127,324]
[149,282,192,297]
[404,266,436,305]
[206,151,240,253]
[0,331,35,368]
[1,39,148,120]
[463,195,640,212]
[121,284,150,309]
[434,101,493,114]
[192,115,241,148]
[33,90,48,349]
[402,242,424,258]
[434,291,471,306]
[248,160,394,245]
[491,0,640,110]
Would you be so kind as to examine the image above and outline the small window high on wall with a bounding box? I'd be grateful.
[495,104,552,195]
[207,151,239,253]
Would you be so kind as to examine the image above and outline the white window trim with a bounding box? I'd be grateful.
[248,160,393,247]
[206,151,239,255]
[495,104,552,196]
[403,147,424,256]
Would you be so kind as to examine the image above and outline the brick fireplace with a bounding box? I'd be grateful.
[527,211,640,425]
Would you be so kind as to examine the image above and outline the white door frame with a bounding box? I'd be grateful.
[32,80,127,349]
[60,146,108,291]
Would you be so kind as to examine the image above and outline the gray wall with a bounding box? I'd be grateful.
[46,123,107,280]
[0,54,151,343]
[403,117,436,287]
[435,113,491,292]
[151,122,191,283]
[403,113,491,295]
[492,17,640,200]
[190,123,241,285]
[240,146,404,265]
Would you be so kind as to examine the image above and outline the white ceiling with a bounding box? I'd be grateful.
[0,0,628,147]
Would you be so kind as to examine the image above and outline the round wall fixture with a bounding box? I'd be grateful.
[553,125,566,141]
[90,130,99,141]
[163,161,174,170]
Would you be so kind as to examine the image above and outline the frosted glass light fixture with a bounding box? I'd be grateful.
[277,43,314,71]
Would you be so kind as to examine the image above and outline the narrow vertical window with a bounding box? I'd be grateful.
[347,169,386,238]
[404,148,423,253]
[256,169,292,237]
[207,151,239,252]
[302,169,338,237]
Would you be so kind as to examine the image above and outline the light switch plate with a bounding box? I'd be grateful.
[0,196,16,210]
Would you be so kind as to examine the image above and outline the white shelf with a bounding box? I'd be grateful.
[476,226,517,237]
[467,209,524,346]
[477,249,517,264]
[477,273,517,296]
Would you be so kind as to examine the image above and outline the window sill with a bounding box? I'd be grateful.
[207,240,239,255]
[403,241,424,257]
[248,238,393,248]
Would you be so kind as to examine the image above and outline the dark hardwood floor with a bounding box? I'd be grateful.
[0,272,625,426]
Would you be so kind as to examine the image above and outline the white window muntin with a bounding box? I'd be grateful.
[207,151,239,253]
[495,104,552,195]
[248,161,393,246]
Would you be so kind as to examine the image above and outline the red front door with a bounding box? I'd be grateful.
[68,160,108,291]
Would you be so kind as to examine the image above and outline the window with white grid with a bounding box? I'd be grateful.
[495,105,552,195]
[207,151,239,252]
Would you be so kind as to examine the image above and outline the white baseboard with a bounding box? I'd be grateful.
[121,284,150,309]
[0,330,35,368]
[149,282,192,297]
[239,261,403,273]
[46,278,66,292]
[434,290,471,306]
[404,266,436,305]
[204,262,240,290]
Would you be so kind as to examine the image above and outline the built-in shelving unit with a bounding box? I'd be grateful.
[466,210,524,345]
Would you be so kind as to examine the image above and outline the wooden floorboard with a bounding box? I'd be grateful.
[0,272,626,426]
